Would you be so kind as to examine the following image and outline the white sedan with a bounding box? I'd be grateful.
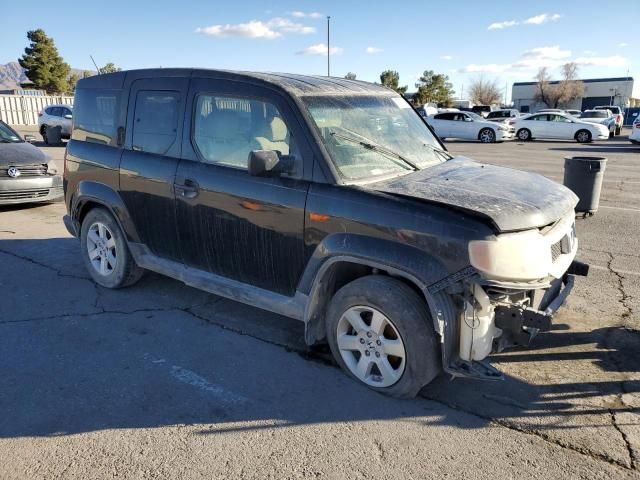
[425,111,514,143]
[512,112,609,143]
[630,115,640,145]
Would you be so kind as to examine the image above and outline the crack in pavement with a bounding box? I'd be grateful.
[610,409,637,470]
[607,252,635,322]
[1,246,638,472]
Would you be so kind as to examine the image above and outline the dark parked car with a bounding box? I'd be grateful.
[0,120,63,205]
[63,69,587,397]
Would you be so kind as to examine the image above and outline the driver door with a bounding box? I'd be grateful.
[175,78,313,296]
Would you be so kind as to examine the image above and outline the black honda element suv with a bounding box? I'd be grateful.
[63,69,587,397]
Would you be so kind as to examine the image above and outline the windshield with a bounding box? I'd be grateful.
[581,111,608,118]
[303,95,448,181]
[0,122,23,143]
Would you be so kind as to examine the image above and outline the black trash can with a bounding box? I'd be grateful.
[45,125,62,145]
[563,156,607,215]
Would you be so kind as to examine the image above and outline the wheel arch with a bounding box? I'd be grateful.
[300,233,456,347]
[71,180,141,243]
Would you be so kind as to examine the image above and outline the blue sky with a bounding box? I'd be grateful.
[3,0,639,100]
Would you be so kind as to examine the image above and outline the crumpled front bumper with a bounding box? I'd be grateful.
[494,260,589,341]
[0,175,63,205]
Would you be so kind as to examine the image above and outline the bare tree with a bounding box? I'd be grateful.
[468,77,502,106]
[534,63,584,108]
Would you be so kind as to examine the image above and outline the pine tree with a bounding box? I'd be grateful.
[19,29,70,94]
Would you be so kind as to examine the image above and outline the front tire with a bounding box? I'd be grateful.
[40,125,48,144]
[479,128,496,143]
[516,128,531,141]
[615,126,621,136]
[80,208,144,289]
[575,129,592,143]
[325,275,441,398]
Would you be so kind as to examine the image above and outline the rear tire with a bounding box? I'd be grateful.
[40,125,48,144]
[325,275,441,398]
[575,129,592,143]
[516,128,531,141]
[80,207,144,289]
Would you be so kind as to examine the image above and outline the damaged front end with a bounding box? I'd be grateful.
[431,212,589,381]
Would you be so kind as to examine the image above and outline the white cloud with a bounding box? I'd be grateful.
[618,42,629,47]
[195,21,281,39]
[488,13,561,30]
[461,45,628,76]
[297,43,343,56]
[574,55,628,67]
[290,11,323,19]
[524,13,561,25]
[365,46,383,54]
[267,17,315,34]
[196,17,315,39]
[488,20,518,30]
[440,55,453,60]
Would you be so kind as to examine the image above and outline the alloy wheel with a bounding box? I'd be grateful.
[86,221,117,276]
[480,129,495,143]
[336,305,406,387]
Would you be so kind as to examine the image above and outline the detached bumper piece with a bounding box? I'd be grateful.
[494,260,588,345]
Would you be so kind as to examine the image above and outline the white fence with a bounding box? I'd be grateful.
[0,94,74,126]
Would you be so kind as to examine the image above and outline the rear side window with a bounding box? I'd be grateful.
[434,113,454,120]
[72,89,120,145]
[131,90,180,155]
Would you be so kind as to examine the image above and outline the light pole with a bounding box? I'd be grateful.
[327,16,331,77]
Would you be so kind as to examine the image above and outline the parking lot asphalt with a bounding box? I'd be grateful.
[1,131,639,478]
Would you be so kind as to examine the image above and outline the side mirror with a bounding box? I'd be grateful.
[23,134,36,143]
[248,150,294,177]
[64,114,73,119]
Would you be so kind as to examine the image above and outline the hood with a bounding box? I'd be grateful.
[0,141,48,167]
[365,157,578,232]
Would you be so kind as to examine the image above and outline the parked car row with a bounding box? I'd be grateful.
[421,108,611,144]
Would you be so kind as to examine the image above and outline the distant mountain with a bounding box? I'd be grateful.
[0,62,28,90]
[0,62,95,91]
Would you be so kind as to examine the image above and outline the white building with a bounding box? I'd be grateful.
[512,77,635,113]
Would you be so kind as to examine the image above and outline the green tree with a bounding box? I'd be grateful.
[18,29,70,94]
[66,70,94,94]
[413,70,455,107]
[99,62,121,74]
[380,70,407,95]
[344,72,357,80]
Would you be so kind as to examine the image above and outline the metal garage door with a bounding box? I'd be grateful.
[581,96,613,110]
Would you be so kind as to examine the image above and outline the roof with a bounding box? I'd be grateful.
[513,76,634,87]
[77,68,394,96]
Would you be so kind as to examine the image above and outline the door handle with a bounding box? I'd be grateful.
[174,178,199,199]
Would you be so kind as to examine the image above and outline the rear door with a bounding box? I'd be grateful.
[175,78,312,295]
[526,114,549,137]
[119,77,189,261]
[430,113,453,137]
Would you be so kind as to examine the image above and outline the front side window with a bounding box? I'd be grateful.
[72,89,121,145]
[303,95,448,181]
[132,90,180,155]
[193,95,292,170]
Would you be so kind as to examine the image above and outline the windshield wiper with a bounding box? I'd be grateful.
[421,142,452,160]
[329,130,419,171]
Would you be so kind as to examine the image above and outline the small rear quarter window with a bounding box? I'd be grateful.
[72,89,120,145]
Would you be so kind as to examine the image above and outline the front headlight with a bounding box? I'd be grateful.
[469,230,552,281]
[497,125,507,131]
